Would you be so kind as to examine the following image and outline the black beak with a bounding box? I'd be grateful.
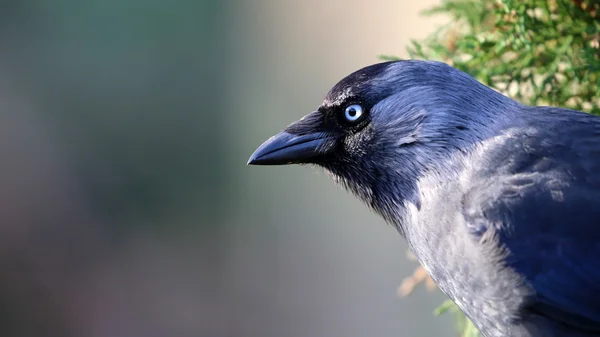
[247,131,333,165]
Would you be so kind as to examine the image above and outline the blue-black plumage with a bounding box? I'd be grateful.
[248,60,600,337]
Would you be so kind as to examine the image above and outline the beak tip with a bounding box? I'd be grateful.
[247,147,266,165]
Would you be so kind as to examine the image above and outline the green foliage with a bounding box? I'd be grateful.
[384,0,600,336]
[383,0,600,114]
[432,299,480,336]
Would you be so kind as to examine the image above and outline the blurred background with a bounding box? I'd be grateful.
[0,1,453,336]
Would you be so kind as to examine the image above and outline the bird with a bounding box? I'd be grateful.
[247,60,600,337]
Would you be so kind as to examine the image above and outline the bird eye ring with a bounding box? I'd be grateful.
[344,104,363,122]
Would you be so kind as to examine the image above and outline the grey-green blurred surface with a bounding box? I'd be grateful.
[0,1,453,336]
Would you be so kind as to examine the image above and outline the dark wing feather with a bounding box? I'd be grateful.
[463,111,600,331]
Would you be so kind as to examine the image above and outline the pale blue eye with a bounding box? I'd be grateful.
[344,104,363,122]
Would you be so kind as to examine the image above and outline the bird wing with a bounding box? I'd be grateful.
[462,159,600,332]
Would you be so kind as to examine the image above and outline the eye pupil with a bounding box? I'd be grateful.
[348,109,356,117]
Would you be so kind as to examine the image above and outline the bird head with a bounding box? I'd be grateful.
[248,60,515,227]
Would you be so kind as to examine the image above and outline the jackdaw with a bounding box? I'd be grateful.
[247,60,600,337]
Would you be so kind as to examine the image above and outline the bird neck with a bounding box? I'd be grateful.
[324,157,424,237]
